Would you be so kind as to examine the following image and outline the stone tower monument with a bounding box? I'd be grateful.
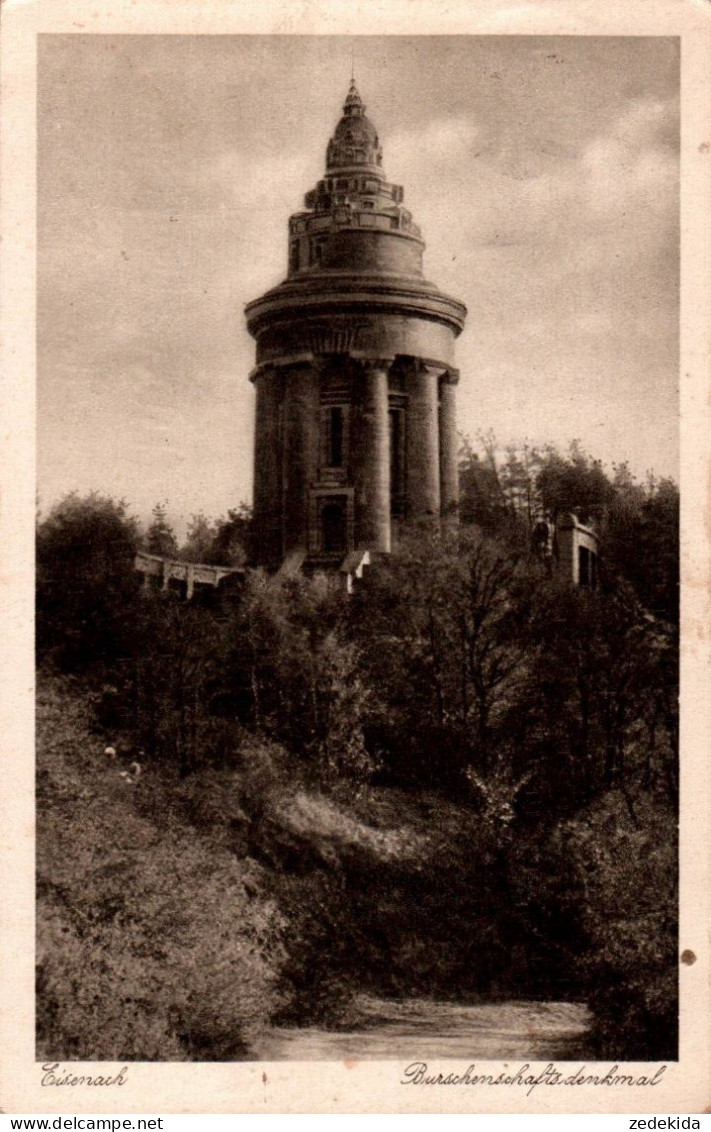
[245,81,467,570]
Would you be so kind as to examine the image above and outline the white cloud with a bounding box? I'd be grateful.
[390,115,480,172]
[580,98,678,221]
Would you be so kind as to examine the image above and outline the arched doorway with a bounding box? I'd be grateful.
[321,497,347,554]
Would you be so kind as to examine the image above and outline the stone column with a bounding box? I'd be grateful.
[406,362,441,522]
[439,371,459,527]
[252,366,283,567]
[354,358,391,552]
[282,360,320,556]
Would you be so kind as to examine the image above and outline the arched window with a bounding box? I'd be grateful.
[329,407,344,467]
[389,407,405,517]
[321,405,346,469]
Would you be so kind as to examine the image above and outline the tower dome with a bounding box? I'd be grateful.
[326,79,383,172]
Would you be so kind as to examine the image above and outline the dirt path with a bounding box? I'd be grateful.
[254,995,592,1061]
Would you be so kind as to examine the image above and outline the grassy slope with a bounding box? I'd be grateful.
[37,671,547,1060]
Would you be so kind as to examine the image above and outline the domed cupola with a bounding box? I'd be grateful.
[326,79,383,173]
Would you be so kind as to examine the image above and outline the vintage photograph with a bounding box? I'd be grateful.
[35,34,680,1067]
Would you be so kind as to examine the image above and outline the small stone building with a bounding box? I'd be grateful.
[556,513,599,588]
[532,513,600,587]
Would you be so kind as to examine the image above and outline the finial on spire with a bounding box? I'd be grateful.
[344,77,364,116]
[350,45,354,82]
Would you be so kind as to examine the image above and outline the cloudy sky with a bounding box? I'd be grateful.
[38,35,679,533]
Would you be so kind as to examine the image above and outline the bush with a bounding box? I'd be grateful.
[510,790,677,1059]
[36,676,286,1061]
[565,791,678,1059]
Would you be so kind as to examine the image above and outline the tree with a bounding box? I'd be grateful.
[209,504,254,567]
[178,509,255,567]
[127,593,235,774]
[180,513,217,564]
[221,569,372,780]
[36,492,141,672]
[349,525,540,793]
[519,575,677,818]
[453,528,538,768]
[606,473,679,625]
[499,444,545,528]
[458,435,509,536]
[536,443,613,525]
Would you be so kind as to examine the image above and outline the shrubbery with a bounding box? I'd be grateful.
[36,678,285,1060]
[35,444,679,1061]
[509,790,677,1060]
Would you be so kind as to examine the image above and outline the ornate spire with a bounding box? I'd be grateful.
[343,78,364,117]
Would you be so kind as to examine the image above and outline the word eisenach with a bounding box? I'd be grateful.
[41,1065,128,1087]
[401,1063,667,1097]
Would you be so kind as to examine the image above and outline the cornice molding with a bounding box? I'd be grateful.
[246,277,467,338]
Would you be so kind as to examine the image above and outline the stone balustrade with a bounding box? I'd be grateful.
[134,551,244,600]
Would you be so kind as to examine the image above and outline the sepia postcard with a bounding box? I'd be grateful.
[1,0,710,1116]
